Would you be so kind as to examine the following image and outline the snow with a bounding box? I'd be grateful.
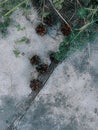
[0,5,98,130]
[0,7,63,130]
[16,39,98,130]
[0,8,62,100]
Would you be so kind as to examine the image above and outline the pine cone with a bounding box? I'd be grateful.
[30,55,40,65]
[61,23,71,36]
[30,79,41,91]
[36,64,48,74]
[35,23,47,36]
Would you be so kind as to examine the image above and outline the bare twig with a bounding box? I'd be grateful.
[48,0,71,29]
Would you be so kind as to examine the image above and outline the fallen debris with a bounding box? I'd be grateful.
[30,55,41,65]
[35,23,47,36]
[36,63,49,74]
[61,23,71,36]
[30,79,41,91]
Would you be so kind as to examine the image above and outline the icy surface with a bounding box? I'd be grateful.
[0,6,98,130]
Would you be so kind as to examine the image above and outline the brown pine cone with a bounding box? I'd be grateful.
[35,23,47,36]
[30,55,40,65]
[61,23,71,36]
[36,64,48,74]
[30,79,41,91]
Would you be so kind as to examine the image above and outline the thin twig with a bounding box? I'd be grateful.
[42,0,45,23]
[48,0,71,29]
[4,0,28,16]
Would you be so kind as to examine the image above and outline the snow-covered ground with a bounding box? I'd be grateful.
[0,6,98,130]
[16,38,98,130]
[0,7,62,130]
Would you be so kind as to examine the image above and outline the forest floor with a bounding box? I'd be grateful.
[0,2,98,130]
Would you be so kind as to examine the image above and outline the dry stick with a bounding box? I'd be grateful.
[0,0,8,5]
[4,0,28,16]
[6,60,63,130]
[69,0,77,22]
[48,0,71,29]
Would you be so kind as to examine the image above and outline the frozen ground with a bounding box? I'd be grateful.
[0,6,98,130]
